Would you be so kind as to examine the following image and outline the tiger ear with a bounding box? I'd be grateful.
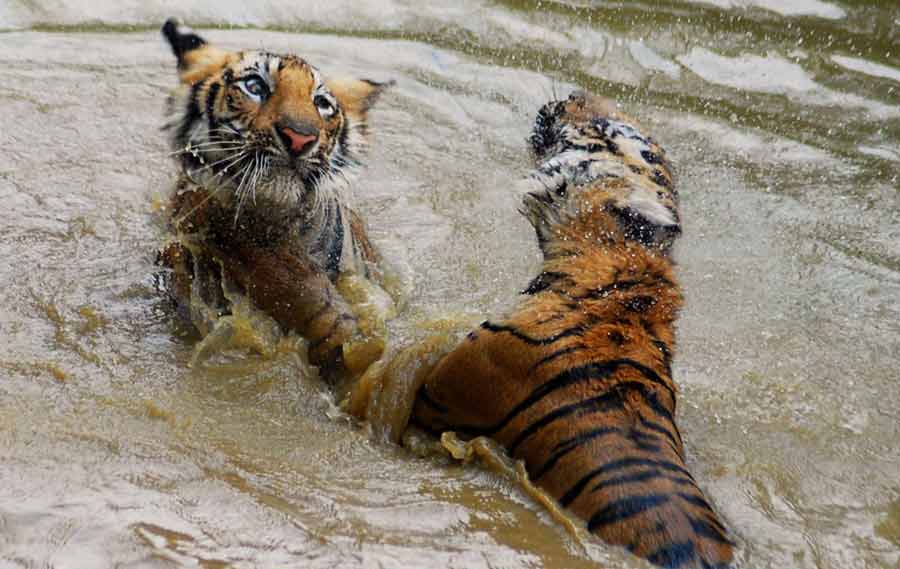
[161,18,231,83]
[326,78,395,122]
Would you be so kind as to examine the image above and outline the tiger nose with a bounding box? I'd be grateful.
[276,121,318,156]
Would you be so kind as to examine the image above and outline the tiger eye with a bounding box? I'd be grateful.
[239,75,269,101]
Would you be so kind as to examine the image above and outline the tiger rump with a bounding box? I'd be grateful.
[411,92,733,568]
[157,20,394,373]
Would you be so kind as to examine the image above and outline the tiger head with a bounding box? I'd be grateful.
[161,19,391,212]
[524,91,681,253]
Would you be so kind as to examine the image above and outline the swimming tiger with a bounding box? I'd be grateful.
[155,19,394,377]
[403,92,735,568]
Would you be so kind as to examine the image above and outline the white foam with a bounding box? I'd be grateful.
[679,0,845,20]
[678,48,819,94]
[628,42,681,79]
[678,48,900,119]
[831,55,900,83]
[0,0,410,30]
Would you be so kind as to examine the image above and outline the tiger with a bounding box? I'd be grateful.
[155,19,394,378]
[397,91,736,568]
[154,20,734,567]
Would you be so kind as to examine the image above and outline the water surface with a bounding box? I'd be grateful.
[1,1,898,568]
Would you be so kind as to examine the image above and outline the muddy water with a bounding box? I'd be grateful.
[1,1,898,568]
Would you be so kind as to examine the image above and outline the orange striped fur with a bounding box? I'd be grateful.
[411,92,734,568]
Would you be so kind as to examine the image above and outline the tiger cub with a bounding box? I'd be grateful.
[410,92,735,568]
[156,19,394,377]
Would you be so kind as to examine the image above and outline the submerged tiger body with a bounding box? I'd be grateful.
[407,93,734,568]
[155,20,394,375]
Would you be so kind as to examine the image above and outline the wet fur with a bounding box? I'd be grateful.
[156,19,391,372]
[411,92,734,568]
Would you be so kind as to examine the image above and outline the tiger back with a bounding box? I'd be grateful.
[410,92,734,568]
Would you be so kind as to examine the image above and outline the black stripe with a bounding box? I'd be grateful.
[695,511,730,538]
[637,416,682,452]
[625,295,657,313]
[641,149,663,165]
[441,360,676,441]
[528,344,585,372]
[509,380,650,455]
[222,70,237,112]
[325,205,344,276]
[630,429,660,447]
[175,80,204,145]
[480,320,586,346]
[676,492,716,512]
[336,116,352,162]
[688,515,734,546]
[576,279,641,300]
[639,386,677,426]
[577,275,675,301]
[591,470,694,494]
[508,391,625,454]
[205,81,221,132]
[630,433,663,453]
[532,426,622,480]
[522,271,572,295]
[676,485,731,543]
[504,360,672,435]
[560,457,694,507]
[418,387,449,414]
[587,493,670,532]
[652,169,672,189]
[645,541,695,568]
[615,207,664,246]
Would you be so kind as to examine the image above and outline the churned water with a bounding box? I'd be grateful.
[1,1,898,568]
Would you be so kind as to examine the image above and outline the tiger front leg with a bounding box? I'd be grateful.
[205,241,365,380]
[342,316,479,443]
[334,271,397,378]
[410,328,518,438]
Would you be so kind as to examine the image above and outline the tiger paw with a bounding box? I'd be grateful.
[340,333,462,444]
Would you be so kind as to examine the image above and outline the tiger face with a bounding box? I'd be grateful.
[162,19,390,211]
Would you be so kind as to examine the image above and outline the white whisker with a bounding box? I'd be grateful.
[233,172,252,224]
[189,150,249,177]
[167,142,245,157]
